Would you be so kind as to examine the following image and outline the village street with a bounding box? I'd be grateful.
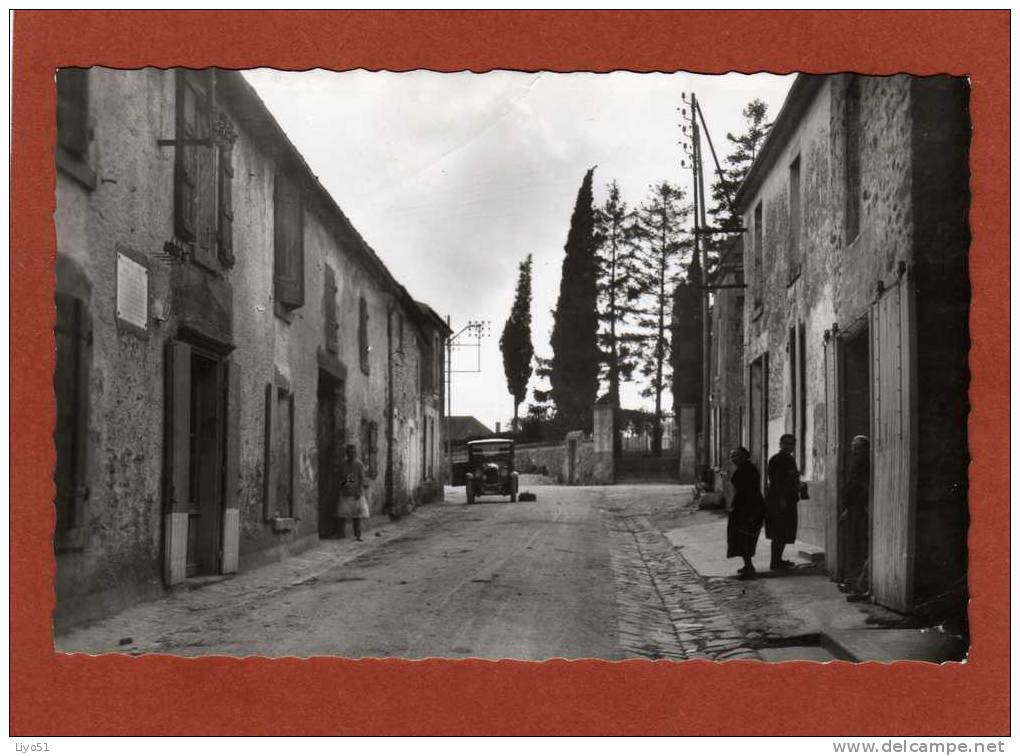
[55,483,839,661]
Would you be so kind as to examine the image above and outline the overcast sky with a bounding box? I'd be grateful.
[244,70,793,430]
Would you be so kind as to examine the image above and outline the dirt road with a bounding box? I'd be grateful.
[59,487,625,660]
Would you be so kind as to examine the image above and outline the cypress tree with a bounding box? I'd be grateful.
[499,254,534,433]
[549,167,600,432]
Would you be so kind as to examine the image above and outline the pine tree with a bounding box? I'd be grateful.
[499,254,534,433]
[632,181,691,456]
[594,181,642,408]
[706,98,773,233]
[549,167,601,432]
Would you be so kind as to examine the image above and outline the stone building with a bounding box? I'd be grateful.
[53,67,450,629]
[733,73,970,613]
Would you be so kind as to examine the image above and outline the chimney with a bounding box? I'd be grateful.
[495,422,501,433]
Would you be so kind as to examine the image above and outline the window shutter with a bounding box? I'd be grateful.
[164,339,192,585]
[263,382,276,521]
[191,74,217,269]
[217,141,235,267]
[324,264,339,353]
[56,68,88,157]
[274,173,305,308]
[54,293,91,535]
[174,72,199,242]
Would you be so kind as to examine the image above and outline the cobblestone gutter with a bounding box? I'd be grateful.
[601,495,758,661]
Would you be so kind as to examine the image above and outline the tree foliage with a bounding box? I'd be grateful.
[632,181,692,455]
[499,254,534,431]
[706,98,773,232]
[594,180,643,407]
[549,167,601,432]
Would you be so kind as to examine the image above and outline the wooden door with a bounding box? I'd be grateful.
[869,276,917,612]
[317,375,344,537]
[164,340,226,584]
[188,352,223,577]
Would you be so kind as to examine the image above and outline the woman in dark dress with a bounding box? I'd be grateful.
[727,446,766,578]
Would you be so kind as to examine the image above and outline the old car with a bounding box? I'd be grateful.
[464,438,518,504]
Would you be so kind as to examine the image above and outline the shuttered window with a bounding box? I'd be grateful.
[174,70,234,270]
[274,173,305,309]
[753,202,764,308]
[264,382,296,519]
[358,295,370,374]
[323,264,339,353]
[54,293,91,547]
[845,77,862,243]
[174,70,212,248]
[217,139,234,266]
[788,155,802,284]
[57,68,89,158]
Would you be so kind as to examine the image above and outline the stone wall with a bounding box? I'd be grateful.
[53,68,447,628]
[741,75,919,550]
[738,74,970,608]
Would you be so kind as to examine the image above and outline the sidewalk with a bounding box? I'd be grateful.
[56,501,451,654]
[664,516,968,663]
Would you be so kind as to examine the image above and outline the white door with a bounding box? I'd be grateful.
[869,274,917,612]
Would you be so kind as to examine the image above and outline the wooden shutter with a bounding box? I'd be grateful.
[164,339,191,585]
[274,173,305,308]
[217,141,235,267]
[56,68,88,157]
[175,71,201,242]
[263,382,276,520]
[54,293,91,539]
[221,359,241,572]
[823,330,841,575]
[870,276,917,611]
[324,264,339,353]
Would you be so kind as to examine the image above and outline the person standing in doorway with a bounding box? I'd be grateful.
[336,443,370,541]
[840,435,871,598]
[726,447,766,578]
[765,433,801,571]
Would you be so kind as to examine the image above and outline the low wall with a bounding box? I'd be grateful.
[515,442,567,479]
[450,434,611,487]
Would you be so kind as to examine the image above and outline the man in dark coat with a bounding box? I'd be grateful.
[840,435,871,596]
[765,433,800,570]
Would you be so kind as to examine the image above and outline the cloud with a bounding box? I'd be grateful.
[244,69,793,428]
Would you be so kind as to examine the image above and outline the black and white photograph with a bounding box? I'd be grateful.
[51,66,971,664]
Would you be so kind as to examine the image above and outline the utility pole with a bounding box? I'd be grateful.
[444,319,490,478]
[681,92,745,484]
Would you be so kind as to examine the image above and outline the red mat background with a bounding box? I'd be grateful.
[10,10,1010,735]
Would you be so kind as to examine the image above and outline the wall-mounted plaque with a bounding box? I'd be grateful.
[116,252,148,330]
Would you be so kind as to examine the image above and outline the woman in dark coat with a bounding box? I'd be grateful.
[726,446,766,578]
[765,433,801,570]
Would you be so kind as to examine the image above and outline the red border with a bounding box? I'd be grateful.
[11,10,1009,735]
